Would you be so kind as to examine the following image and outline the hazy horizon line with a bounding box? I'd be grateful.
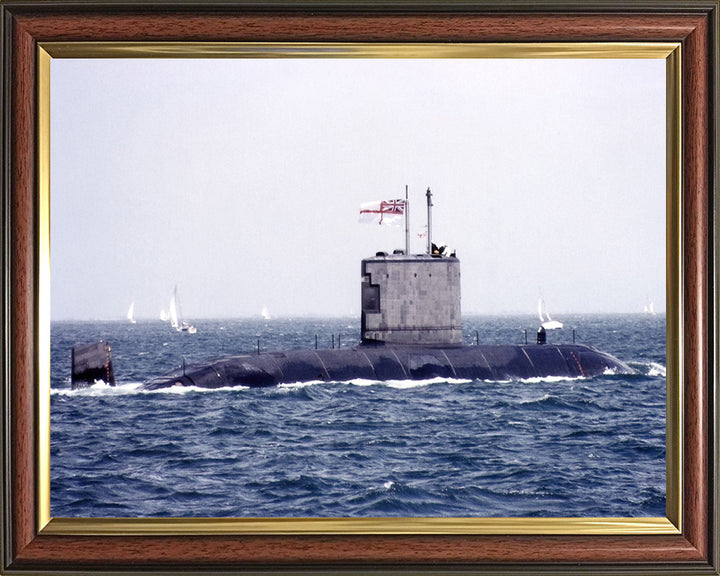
[51,310,667,323]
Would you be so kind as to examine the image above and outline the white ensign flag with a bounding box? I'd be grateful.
[358,199,406,226]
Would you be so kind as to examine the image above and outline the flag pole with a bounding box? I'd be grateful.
[405,185,410,255]
[426,187,433,254]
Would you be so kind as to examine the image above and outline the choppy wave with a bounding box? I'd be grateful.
[50,315,667,518]
[628,361,667,378]
[647,362,667,377]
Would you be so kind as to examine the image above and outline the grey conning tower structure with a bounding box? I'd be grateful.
[361,252,462,345]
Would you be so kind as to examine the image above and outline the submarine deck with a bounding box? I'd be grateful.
[142,343,633,390]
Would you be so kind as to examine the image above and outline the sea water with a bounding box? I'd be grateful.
[50,314,666,518]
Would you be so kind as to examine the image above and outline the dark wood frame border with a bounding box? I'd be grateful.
[1,1,717,574]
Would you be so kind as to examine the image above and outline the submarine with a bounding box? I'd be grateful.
[71,250,632,390]
[71,189,632,390]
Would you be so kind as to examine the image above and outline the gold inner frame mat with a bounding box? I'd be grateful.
[37,41,681,537]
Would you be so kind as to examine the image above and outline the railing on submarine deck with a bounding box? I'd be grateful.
[249,327,579,356]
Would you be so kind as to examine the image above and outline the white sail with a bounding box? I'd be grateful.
[261,305,271,320]
[160,309,168,322]
[168,291,179,329]
[537,297,545,323]
[644,296,657,315]
[127,302,136,324]
[537,296,563,330]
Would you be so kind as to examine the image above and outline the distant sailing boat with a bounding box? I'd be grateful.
[127,302,136,324]
[537,296,563,330]
[644,300,657,315]
[168,286,197,333]
[261,305,271,320]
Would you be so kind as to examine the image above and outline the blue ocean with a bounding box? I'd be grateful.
[50,314,666,518]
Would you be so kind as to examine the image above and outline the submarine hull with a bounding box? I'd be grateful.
[141,344,633,390]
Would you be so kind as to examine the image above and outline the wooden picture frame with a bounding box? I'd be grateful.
[1,1,717,573]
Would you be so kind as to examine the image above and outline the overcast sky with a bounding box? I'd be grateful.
[50,57,666,321]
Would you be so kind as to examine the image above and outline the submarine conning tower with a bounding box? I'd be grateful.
[361,251,462,346]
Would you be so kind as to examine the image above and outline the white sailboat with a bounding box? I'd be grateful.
[261,305,271,320]
[644,301,657,315]
[160,309,169,322]
[538,296,563,330]
[127,302,136,324]
[168,286,197,333]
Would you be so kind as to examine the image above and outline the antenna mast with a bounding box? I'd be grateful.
[405,185,410,255]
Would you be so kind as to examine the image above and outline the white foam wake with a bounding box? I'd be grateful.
[647,362,667,378]
[344,377,473,389]
[51,381,251,396]
[51,381,142,396]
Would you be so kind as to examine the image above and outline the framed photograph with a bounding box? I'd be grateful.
[2,1,717,574]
